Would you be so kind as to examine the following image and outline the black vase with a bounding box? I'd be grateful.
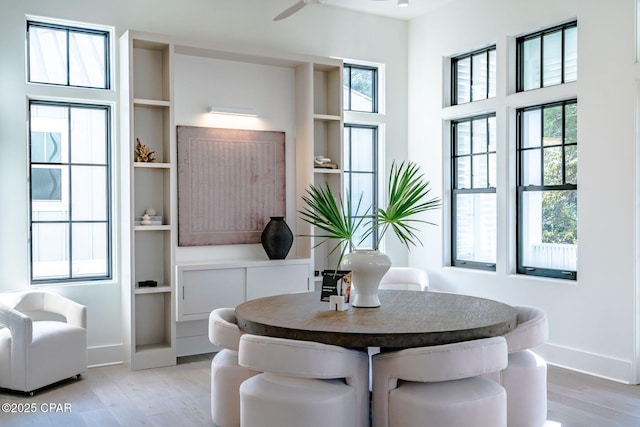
[261,217,293,259]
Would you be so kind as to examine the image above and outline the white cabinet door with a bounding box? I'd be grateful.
[179,268,245,321]
[246,264,310,300]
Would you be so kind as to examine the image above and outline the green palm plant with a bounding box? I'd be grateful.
[299,160,441,269]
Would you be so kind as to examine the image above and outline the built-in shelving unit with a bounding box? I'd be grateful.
[121,30,343,365]
[120,31,176,370]
[311,63,344,278]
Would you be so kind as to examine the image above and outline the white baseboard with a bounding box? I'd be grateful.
[537,342,634,384]
[88,344,123,368]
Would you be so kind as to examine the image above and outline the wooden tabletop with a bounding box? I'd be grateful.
[236,290,518,349]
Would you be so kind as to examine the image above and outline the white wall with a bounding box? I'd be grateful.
[408,0,640,383]
[0,0,408,365]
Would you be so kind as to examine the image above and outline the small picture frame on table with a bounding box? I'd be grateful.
[321,270,352,311]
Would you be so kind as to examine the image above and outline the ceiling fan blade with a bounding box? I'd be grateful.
[274,1,308,21]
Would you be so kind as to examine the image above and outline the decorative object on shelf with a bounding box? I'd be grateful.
[135,214,162,226]
[299,161,441,308]
[134,138,156,163]
[261,216,294,259]
[314,155,338,169]
[146,208,157,216]
[177,126,285,246]
[138,280,158,287]
[140,213,152,225]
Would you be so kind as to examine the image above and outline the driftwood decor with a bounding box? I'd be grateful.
[177,126,285,246]
[134,138,156,163]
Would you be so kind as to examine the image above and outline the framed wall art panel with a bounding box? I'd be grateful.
[177,126,285,246]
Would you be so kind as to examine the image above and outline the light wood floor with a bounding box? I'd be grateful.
[1,354,639,426]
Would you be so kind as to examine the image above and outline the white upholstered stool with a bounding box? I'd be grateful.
[238,334,370,427]
[372,336,508,427]
[208,308,258,427]
[485,306,548,427]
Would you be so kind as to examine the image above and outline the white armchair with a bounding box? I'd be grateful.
[379,267,429,291]
[0,290,87,394]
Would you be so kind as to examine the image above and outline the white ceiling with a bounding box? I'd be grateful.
[321,0,451,20]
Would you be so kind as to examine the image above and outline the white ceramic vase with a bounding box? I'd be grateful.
[341,250,392,308]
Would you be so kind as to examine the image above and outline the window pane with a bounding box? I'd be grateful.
[353,218,375,250]
[472,119,487,153]
[519,22,577,93]
[343,68,351,110]
[31,105,69,161]
[29,26,67,85]
[72,223,108,277]
[31,132,63,163]
[69,32,107,88]
[543,146,563,185]
[522,37,541,90]
[350,128,374,171]
[344,123,377,249]
[472,155,487,188]
[521,190,577,270]
[522,149,542,186]
[565,103,577,143]
[72,166,107,220]
[488,49,497,98]
[343,128,351,170]
[564,26,578,82]
[472,53,488,101]
[350,68,374,112]
[488,116,496,152]
[32,223,70,280]
[32,167,62,201]
[456,157,471,189]
[71,108,107,164]
[30,101,111,283]
[456,121,471,155]
[350,173,374,216]
[456,57,471,104]
[543,105,563,145]
[565,145,578,184]
[543,31,562,87]
[455,193,496,264]
[522,109,541,148]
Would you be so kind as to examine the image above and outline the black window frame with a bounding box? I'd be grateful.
[343,124,379,250]
[451,45,496,105]
[451,113,497,271]
[343,64,378,113]
[516,99,577,280]
[27,20,111,90]
[516,21,577,92]
[29,100,113,284]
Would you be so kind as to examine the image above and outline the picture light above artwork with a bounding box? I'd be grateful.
[209,106,259,117]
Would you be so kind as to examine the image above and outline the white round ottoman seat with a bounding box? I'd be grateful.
[372,336,509,427]
[238,334,370,427]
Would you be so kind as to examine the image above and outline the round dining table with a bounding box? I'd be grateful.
[236,290,518,349]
